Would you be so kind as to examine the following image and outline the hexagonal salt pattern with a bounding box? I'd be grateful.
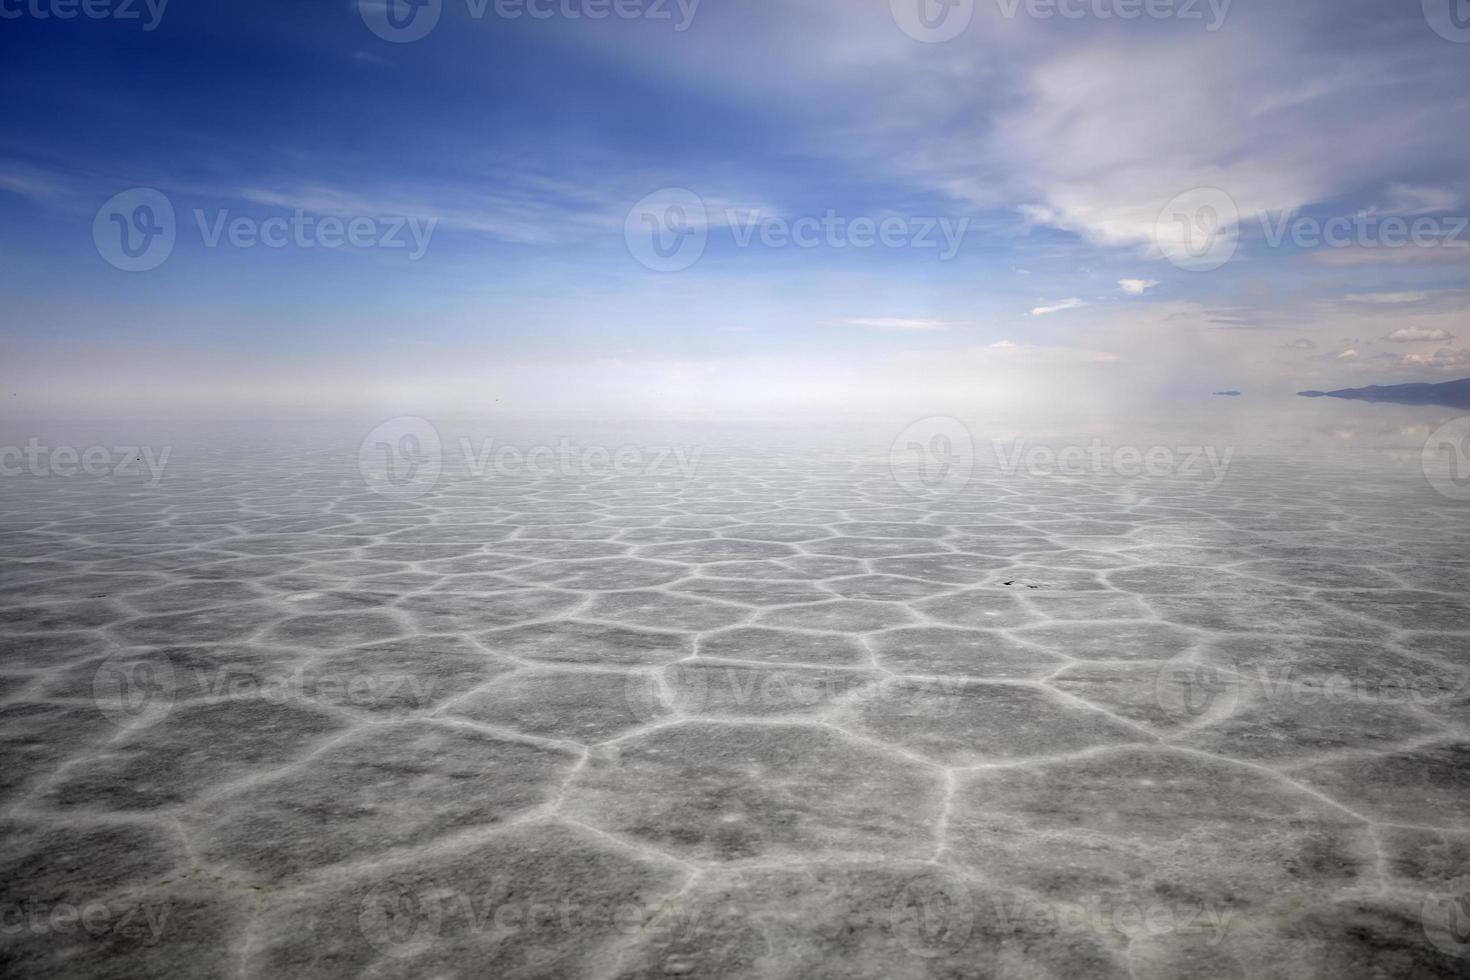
[1,421,1468,980]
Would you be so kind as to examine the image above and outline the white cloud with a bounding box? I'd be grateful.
[1386,327,1455,343]
[1402,348,1470,370]
[1335,348,1360,360]
[1118,279,1159,296]
[1345,292,1429,305]
[1282,338,1317,350]
[993,31,1337,257]
[1373,184,1461,217]
[829,317,961,331]
[0,164,73,204]
[1030,298,1086,316]
[1309,244,1470,267]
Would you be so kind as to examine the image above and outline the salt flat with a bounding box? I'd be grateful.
[1,414,1467,979]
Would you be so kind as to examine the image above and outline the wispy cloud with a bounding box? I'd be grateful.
[1030,298,1086,316]
[1345,292,1429,305]
[1309,243,1470,267]
[1402,348,1470,370]
[828,317,963,331]
[1386,326,1455,343]
[1368,184,1461,217]
[0,163,75,205]
[1118,279,1159,296]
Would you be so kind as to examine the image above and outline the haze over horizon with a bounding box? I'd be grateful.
[3,0,1469,418]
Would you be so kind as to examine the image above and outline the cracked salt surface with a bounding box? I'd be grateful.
[0,417,1468,979]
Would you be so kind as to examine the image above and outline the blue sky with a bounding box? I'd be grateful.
[2,0,1468,417]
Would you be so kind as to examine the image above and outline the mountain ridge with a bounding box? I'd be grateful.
[1298,378,1470,409]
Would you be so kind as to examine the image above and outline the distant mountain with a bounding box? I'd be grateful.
[1298,378,1470,409]
[1213,390,1242,396]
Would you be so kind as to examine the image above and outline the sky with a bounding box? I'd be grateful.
[1,0,1468,418]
